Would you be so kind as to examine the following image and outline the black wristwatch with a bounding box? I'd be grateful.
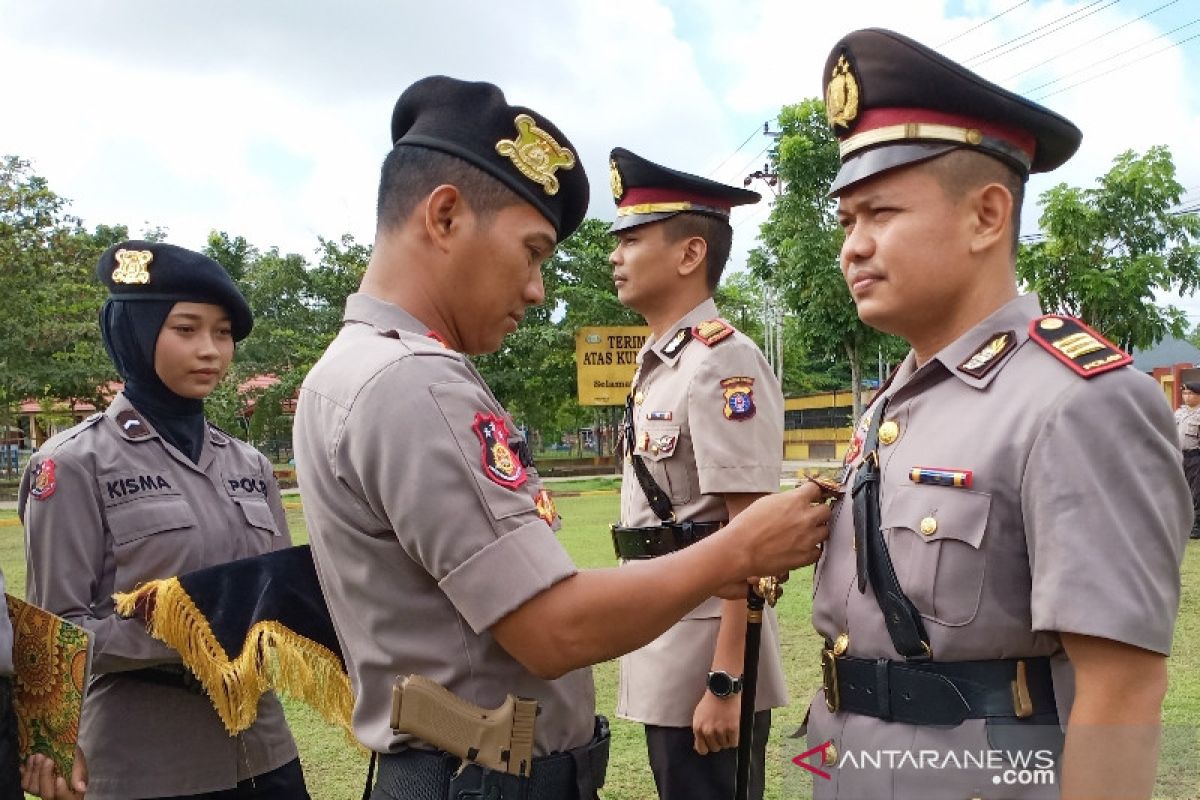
[706,670,743,698]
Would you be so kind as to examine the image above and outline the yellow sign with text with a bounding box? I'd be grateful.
[576,326,651,406]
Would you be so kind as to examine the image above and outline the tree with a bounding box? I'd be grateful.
[1018,145,1200,352]
[748,101,905,421]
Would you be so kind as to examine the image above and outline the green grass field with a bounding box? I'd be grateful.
[4,490,1199,799]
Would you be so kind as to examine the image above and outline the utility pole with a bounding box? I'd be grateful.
[745,122,785,385]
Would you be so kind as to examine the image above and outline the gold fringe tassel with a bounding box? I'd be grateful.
[114,580,356,744]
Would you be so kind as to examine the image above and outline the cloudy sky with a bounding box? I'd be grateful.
[4,0,1199,318]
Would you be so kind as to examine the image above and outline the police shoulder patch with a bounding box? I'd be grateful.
[692,319,734,346]
[472,412,528,490]
[1028,315,1131,378]
[28,458,58,501]
[720,377,756,421]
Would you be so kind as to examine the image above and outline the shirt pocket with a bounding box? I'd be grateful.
[880,484,991,627]
[634,424,693,506]
[105,498,198,589]
[235,497,282,539]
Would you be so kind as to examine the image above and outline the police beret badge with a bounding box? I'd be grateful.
[111,249,154,285]
[472,412,528,490]
[720,377,756,421]
[495,114,576,196]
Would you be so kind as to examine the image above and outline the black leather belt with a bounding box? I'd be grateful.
[610,521,724,559]
[120,665,206,694]
[374,716,609,800]
[821,652,1056,726]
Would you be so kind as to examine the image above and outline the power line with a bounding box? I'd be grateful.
[733,143,773,185]
[1033,28,1200,101]
[705,123,767,178]
[939,0,1033,48]
[1001,0,1181,83]
[966,0,1120,68]
[1025,15,1200,94]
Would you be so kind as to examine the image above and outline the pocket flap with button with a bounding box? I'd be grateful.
[880,484,991,626]
[634,424,680,461]
[108,499,198,546]
[881,484,990,548]
[236,498,281,536]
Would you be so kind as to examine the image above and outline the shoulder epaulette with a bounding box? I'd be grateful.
[1028,314,1131,378]
[692,319,734,347]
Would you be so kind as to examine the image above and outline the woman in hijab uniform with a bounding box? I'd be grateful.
[17,242,309,800]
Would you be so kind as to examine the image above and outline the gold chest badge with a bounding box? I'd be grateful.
[111,249,154,284]
[825,54,860,130]
[495,114,576,196]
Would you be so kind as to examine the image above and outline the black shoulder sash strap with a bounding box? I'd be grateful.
[623,393,674,522]
[851,397,932,660]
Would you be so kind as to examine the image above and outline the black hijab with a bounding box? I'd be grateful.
[100,299,209,463]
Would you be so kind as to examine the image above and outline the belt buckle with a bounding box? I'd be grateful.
[821,649,840,713]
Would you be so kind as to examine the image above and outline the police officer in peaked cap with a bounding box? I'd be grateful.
[804,28,1190,799]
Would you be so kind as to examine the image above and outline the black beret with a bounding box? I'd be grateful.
[390,76,589,241]
[1185,382,1200,393]
[96,241,253,341]
[822,28,1082,194]
[607,147,760,233]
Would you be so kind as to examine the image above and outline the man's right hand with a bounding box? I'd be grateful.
[724,480,832,579]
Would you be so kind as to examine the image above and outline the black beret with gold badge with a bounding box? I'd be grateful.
[390,75,589,241]
[97,240,253,341]
[608,147,760,233]
[823,28,1083,195]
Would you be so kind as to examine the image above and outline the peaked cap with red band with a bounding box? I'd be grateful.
[823,28,1082,195]
[608,147,760,233]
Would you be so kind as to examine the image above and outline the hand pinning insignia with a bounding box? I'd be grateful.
[472,412,527,490]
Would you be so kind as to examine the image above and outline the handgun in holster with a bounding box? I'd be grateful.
[390,674,539,778]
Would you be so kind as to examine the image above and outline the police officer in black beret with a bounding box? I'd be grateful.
[291,76,832,800]
[20,242,308,799]
[805,28,1190,799]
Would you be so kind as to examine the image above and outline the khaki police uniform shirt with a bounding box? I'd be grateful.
[806,294,1191,799]
[18,393,297,800]
[617,298,787,727]
[1174,402,1200,451]
[293,292,595,756]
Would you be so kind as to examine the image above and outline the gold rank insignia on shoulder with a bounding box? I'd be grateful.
[495,114,576,196]
[1028,314,1131,378]
[609,158,624,201]
[112,248,154,284]
[825,53,860,130]
[692,319,734,346]
[957,330,1016,379]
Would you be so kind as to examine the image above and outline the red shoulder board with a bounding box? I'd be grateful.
[1028,315,1131,378]
[692,319,734,346]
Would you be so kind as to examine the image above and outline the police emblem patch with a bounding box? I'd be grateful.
[534,488,557,525]
[29,458,57,501]
[720,377,755,421]
[472,412,528,490]
[112,249,154,284]
[495,114,577,196]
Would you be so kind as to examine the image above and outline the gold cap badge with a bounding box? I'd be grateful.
[609,158,624,201]
[826,54,860,130]
[111,249,154,285]
[495,114,576,196]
